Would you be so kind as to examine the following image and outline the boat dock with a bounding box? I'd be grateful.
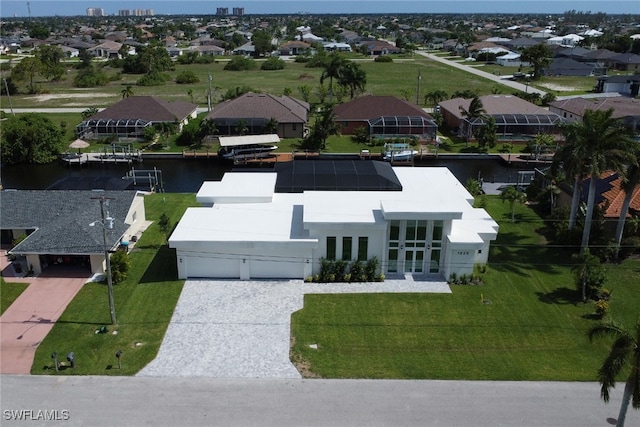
[61,151,143,165]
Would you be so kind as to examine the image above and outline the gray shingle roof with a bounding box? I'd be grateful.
[205,92,309,124]
[0,190,138,255]
[333,95,432,121]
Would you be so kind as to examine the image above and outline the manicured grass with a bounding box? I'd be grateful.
[31,193,197,375]
[0,278,29,315]
[290,196,640,380]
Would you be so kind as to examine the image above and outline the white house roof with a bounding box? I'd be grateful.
[170,166,497,252]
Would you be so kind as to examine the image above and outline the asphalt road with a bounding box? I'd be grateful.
[2,375,638,426]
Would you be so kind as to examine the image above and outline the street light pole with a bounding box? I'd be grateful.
[93,196,117,325]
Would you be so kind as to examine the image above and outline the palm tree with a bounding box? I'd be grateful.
[552,134,589,231]
[234,119,249,136]
[500,185,526,223]
[571,248,604,302]
[588,320,640,427]
[81,107,99,119]
[320,52,346,103]
[263,117,278,135]
[615,161,640,260]
[337,61,366,99]
[424,90,448,109]
[572,109,635,254]
[312,105,342,150]
[121,84,134,99]
[459,96,486,142]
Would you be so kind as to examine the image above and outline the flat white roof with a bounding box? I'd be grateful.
[196,173,277,204]
[218,134,280,147]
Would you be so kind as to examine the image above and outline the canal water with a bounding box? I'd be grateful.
[1,156,539,193]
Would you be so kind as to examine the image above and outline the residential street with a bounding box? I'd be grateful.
[2,375,638,426]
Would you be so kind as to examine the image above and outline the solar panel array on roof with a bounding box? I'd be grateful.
[274,160,403,193]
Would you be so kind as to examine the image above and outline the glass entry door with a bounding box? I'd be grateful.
[387,220,443,275]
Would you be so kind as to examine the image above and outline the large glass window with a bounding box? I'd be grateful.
[342,237,352,261]
[326,237,336,260]
[358,237,368,261]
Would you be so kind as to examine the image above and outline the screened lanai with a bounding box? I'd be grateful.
[369,116,437,139]
[76,118,152,140]
[462,114,565,140]
[210,118,270,136]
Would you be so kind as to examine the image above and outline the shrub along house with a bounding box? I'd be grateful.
[0,190,148,277]
[169,161,498,281]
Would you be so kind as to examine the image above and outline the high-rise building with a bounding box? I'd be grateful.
[216,7,229,16]
[118,9,130,16]
[232,7,245,16]
[145,9,154,16]
[86,8,105,17]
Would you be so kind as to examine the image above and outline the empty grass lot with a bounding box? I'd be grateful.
[30,193,196,375]
[290,196,640,380]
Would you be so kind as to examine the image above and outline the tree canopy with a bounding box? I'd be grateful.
[1,114,64,164]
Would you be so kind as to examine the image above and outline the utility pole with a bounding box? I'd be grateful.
[207,73,212,112]
[3,78,15,116]
[91,196,117,325]
[416,69,421,105]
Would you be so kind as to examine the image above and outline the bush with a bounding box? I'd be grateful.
[73,67,109,87]
[593,299,609,319]
[224,56,256,71]
[175,70,200,84]
[261,57,285,70]
[109,250,131,284]
[374,55,393,63]
[137,71,170,86]
[618,236,640,260]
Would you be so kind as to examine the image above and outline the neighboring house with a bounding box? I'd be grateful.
[0,190,148,277]
[88,40,122,58]
[59,45,79,58]
[548,96,640,133]
[323,42,352,52]
[356,39,401,56]
[76,96,198,140]
[546,33,584,47]
[542,57,597,76]
[233,41,255,55]
[169,162,499,280]
[439,95,564,140]
[607,52,640,73]
[278,40,311,56]
[594,75,640,97]
[332,95,437,140]
[204,92,309,138]
[496,52,527,67]
[189,44,225,56]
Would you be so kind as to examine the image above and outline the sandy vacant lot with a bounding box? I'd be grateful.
[24,93,113,102]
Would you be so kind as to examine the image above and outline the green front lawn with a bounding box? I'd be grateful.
[1,278,29,315]
[290,196,640,380]
[31,193,197,375]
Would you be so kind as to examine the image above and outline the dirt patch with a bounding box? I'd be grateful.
[298,73,314,81]
[25,93,113,102]
[289,335,321,379]
[538,83,580,92]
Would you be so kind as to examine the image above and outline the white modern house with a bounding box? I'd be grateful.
[169,162,498,281]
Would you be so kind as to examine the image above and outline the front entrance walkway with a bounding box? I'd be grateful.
[0,254,89,374]
[137,276,450,378]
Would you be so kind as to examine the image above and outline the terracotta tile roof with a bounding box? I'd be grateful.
[598,171,640,218]
[333,95,432,121]
[91,96,197,122]
[205,92,309,123]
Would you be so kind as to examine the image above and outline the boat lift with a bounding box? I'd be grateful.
[122,167,164,192]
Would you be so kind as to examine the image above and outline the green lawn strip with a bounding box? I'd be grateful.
[290,196,640,379]
[0,278,30,315]
[31,193,197,375]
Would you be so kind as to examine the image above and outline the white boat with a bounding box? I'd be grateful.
[383,143,418,162]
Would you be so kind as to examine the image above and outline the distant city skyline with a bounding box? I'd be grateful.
[1,0,637,18]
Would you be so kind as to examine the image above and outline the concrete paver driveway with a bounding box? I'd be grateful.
[1,255,89,374]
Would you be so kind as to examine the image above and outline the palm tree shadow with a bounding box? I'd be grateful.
[536,287,578,305]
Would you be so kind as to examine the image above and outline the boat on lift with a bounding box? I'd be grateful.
[217,134,279,161]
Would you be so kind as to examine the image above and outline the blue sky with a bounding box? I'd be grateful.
[1,0,637,17]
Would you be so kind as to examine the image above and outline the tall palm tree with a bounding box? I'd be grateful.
[615,161,640,260]
[337,62,367,99]
[571,109,635,254]
[263,117,278,135]
[588,320,640,427]
[552,134,589,231]
[320,52,346,103]
[424,90,448,109]
[459,96,485,142]
[312,105,342,150]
